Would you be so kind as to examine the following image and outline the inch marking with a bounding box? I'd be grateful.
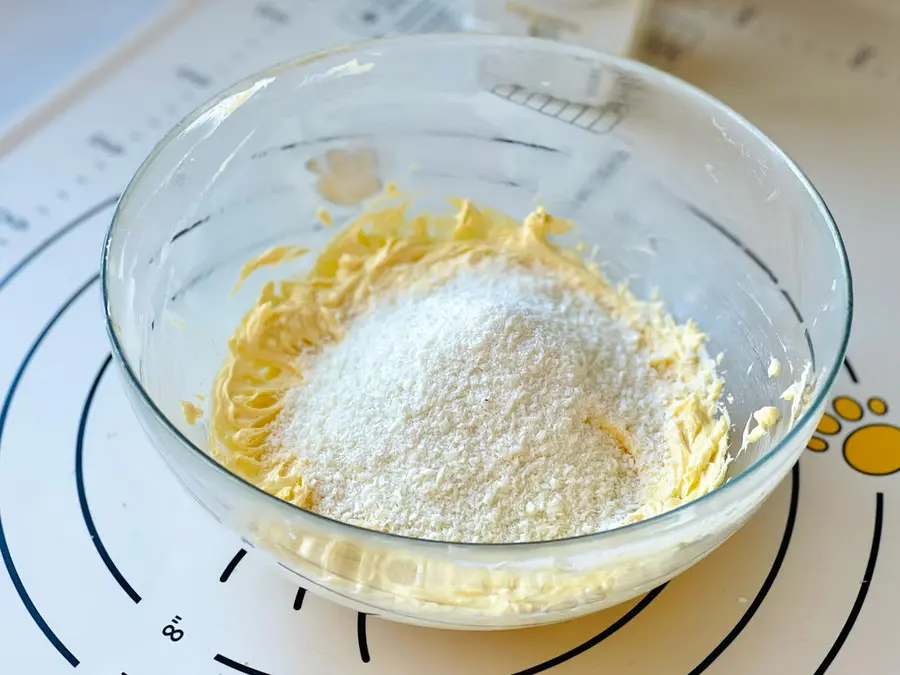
[357,612,371,663]
[844,358,859,384]
[255,2,289,24]
[293,586,306,610]
[220,548,247,582]
[814,492,884,674]
[735,5,757,27]
[77,354,142,603]
[849,45,876,70]
[0,196,118,294]
[214,653,273,675]
[176,66,211,88]
[0,206,29,233]
[88,133,125,156]
[162,614,185,642]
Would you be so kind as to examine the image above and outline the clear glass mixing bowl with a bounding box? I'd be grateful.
[102,34,851,629]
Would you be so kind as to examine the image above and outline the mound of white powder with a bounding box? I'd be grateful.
[275,258,680,543]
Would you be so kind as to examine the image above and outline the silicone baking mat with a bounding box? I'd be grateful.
[0,1,897,672]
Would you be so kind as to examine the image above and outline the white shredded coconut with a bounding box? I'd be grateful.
[275,259,693,543]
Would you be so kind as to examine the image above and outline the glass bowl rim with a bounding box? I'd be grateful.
[101,32,853,552]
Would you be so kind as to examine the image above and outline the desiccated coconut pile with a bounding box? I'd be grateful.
[275,258,715,542]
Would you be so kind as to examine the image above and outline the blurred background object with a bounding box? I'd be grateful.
[0,0,167,130]
[0,0,656,135]
[463,0,651,55]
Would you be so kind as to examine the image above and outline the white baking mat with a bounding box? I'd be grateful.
[0,0,897,673]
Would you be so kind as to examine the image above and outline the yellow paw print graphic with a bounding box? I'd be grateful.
[808,396,900,475]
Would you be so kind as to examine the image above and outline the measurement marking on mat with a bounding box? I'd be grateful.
[220,548,247,582]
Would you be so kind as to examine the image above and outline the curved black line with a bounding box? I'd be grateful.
[168,266,218,303]
[512,584,667,675]
[687,463,800,675]
[683,206,822,369]
[781,289,803,323]
[251,130,561,160]
[213,654,273,675]
[0,196,118,294]
[805,329,817,371]
[170,215,210,244]
[75,354,141,603]
[843,358,859,383]
[0,274,99,667]
[357,612,371,663]
[813,492,884,675]
[685,204,778,284]
[220,548,247,582]
[490,136,559,153]
[293,586,306,610]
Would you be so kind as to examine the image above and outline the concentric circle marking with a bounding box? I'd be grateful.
[0,197,118,667]
[0,275,98,667]
[814,493,884,674]
[686,463,800,675]
[76,354,142,603]
[512,584,667,675]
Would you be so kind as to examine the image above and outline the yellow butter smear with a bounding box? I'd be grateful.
[206,192,736,533]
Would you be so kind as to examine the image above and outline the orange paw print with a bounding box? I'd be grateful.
[808,396,900,475]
